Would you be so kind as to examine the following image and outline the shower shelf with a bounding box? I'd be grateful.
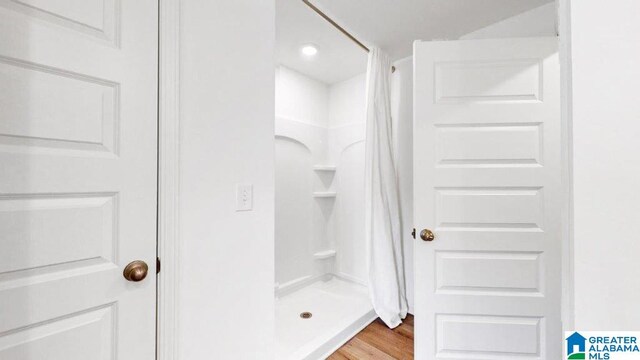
[313,165,336,172]
[312,191,337,198]
[313,250,337,259]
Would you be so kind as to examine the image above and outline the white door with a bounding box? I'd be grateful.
[413,37,561,359]
[0,1,158,359]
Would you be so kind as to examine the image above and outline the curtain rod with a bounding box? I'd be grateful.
[302,0,369,52]
[301,0,396,72]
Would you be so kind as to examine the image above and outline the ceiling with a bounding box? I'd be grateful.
[276,0,554,84]
[276,0,368,85]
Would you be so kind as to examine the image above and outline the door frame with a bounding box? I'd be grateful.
[157,0,181,359]
[558,0,575,333]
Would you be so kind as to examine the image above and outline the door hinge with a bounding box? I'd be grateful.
[156,257,161,274]
[411,228,416,239]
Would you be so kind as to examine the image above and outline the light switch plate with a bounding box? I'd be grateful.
[236,184,253,211]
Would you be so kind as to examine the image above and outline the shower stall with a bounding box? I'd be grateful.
[274,66,375,359]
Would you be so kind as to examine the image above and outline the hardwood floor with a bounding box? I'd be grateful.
[328,315,414,359]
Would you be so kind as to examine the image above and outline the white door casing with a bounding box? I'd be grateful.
[413,38,561,359]
[0,1,158,359]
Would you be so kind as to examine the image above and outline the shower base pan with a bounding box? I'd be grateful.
[275,277,376,360]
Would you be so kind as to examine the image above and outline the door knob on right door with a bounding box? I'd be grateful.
[420,229,434,241]
[123,260,149,282]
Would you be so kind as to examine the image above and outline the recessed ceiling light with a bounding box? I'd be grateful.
[301,44,318,57]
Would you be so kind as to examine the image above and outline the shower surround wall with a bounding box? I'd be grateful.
[275,66,331,293]
[327,74,368,285]
[275,66,369,293]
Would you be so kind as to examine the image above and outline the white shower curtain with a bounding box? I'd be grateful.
[364,47,408,328]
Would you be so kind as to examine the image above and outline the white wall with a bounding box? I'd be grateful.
[178,1,275,359]
[461,2,556,40]
[328,73,367,128]
[276,66,329,127]
[565,0,640,330]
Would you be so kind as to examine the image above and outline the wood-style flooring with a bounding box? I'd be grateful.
[328,315,414,360]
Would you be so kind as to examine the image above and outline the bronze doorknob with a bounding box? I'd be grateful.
[123,260,149,282]
[420,229,435,241]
